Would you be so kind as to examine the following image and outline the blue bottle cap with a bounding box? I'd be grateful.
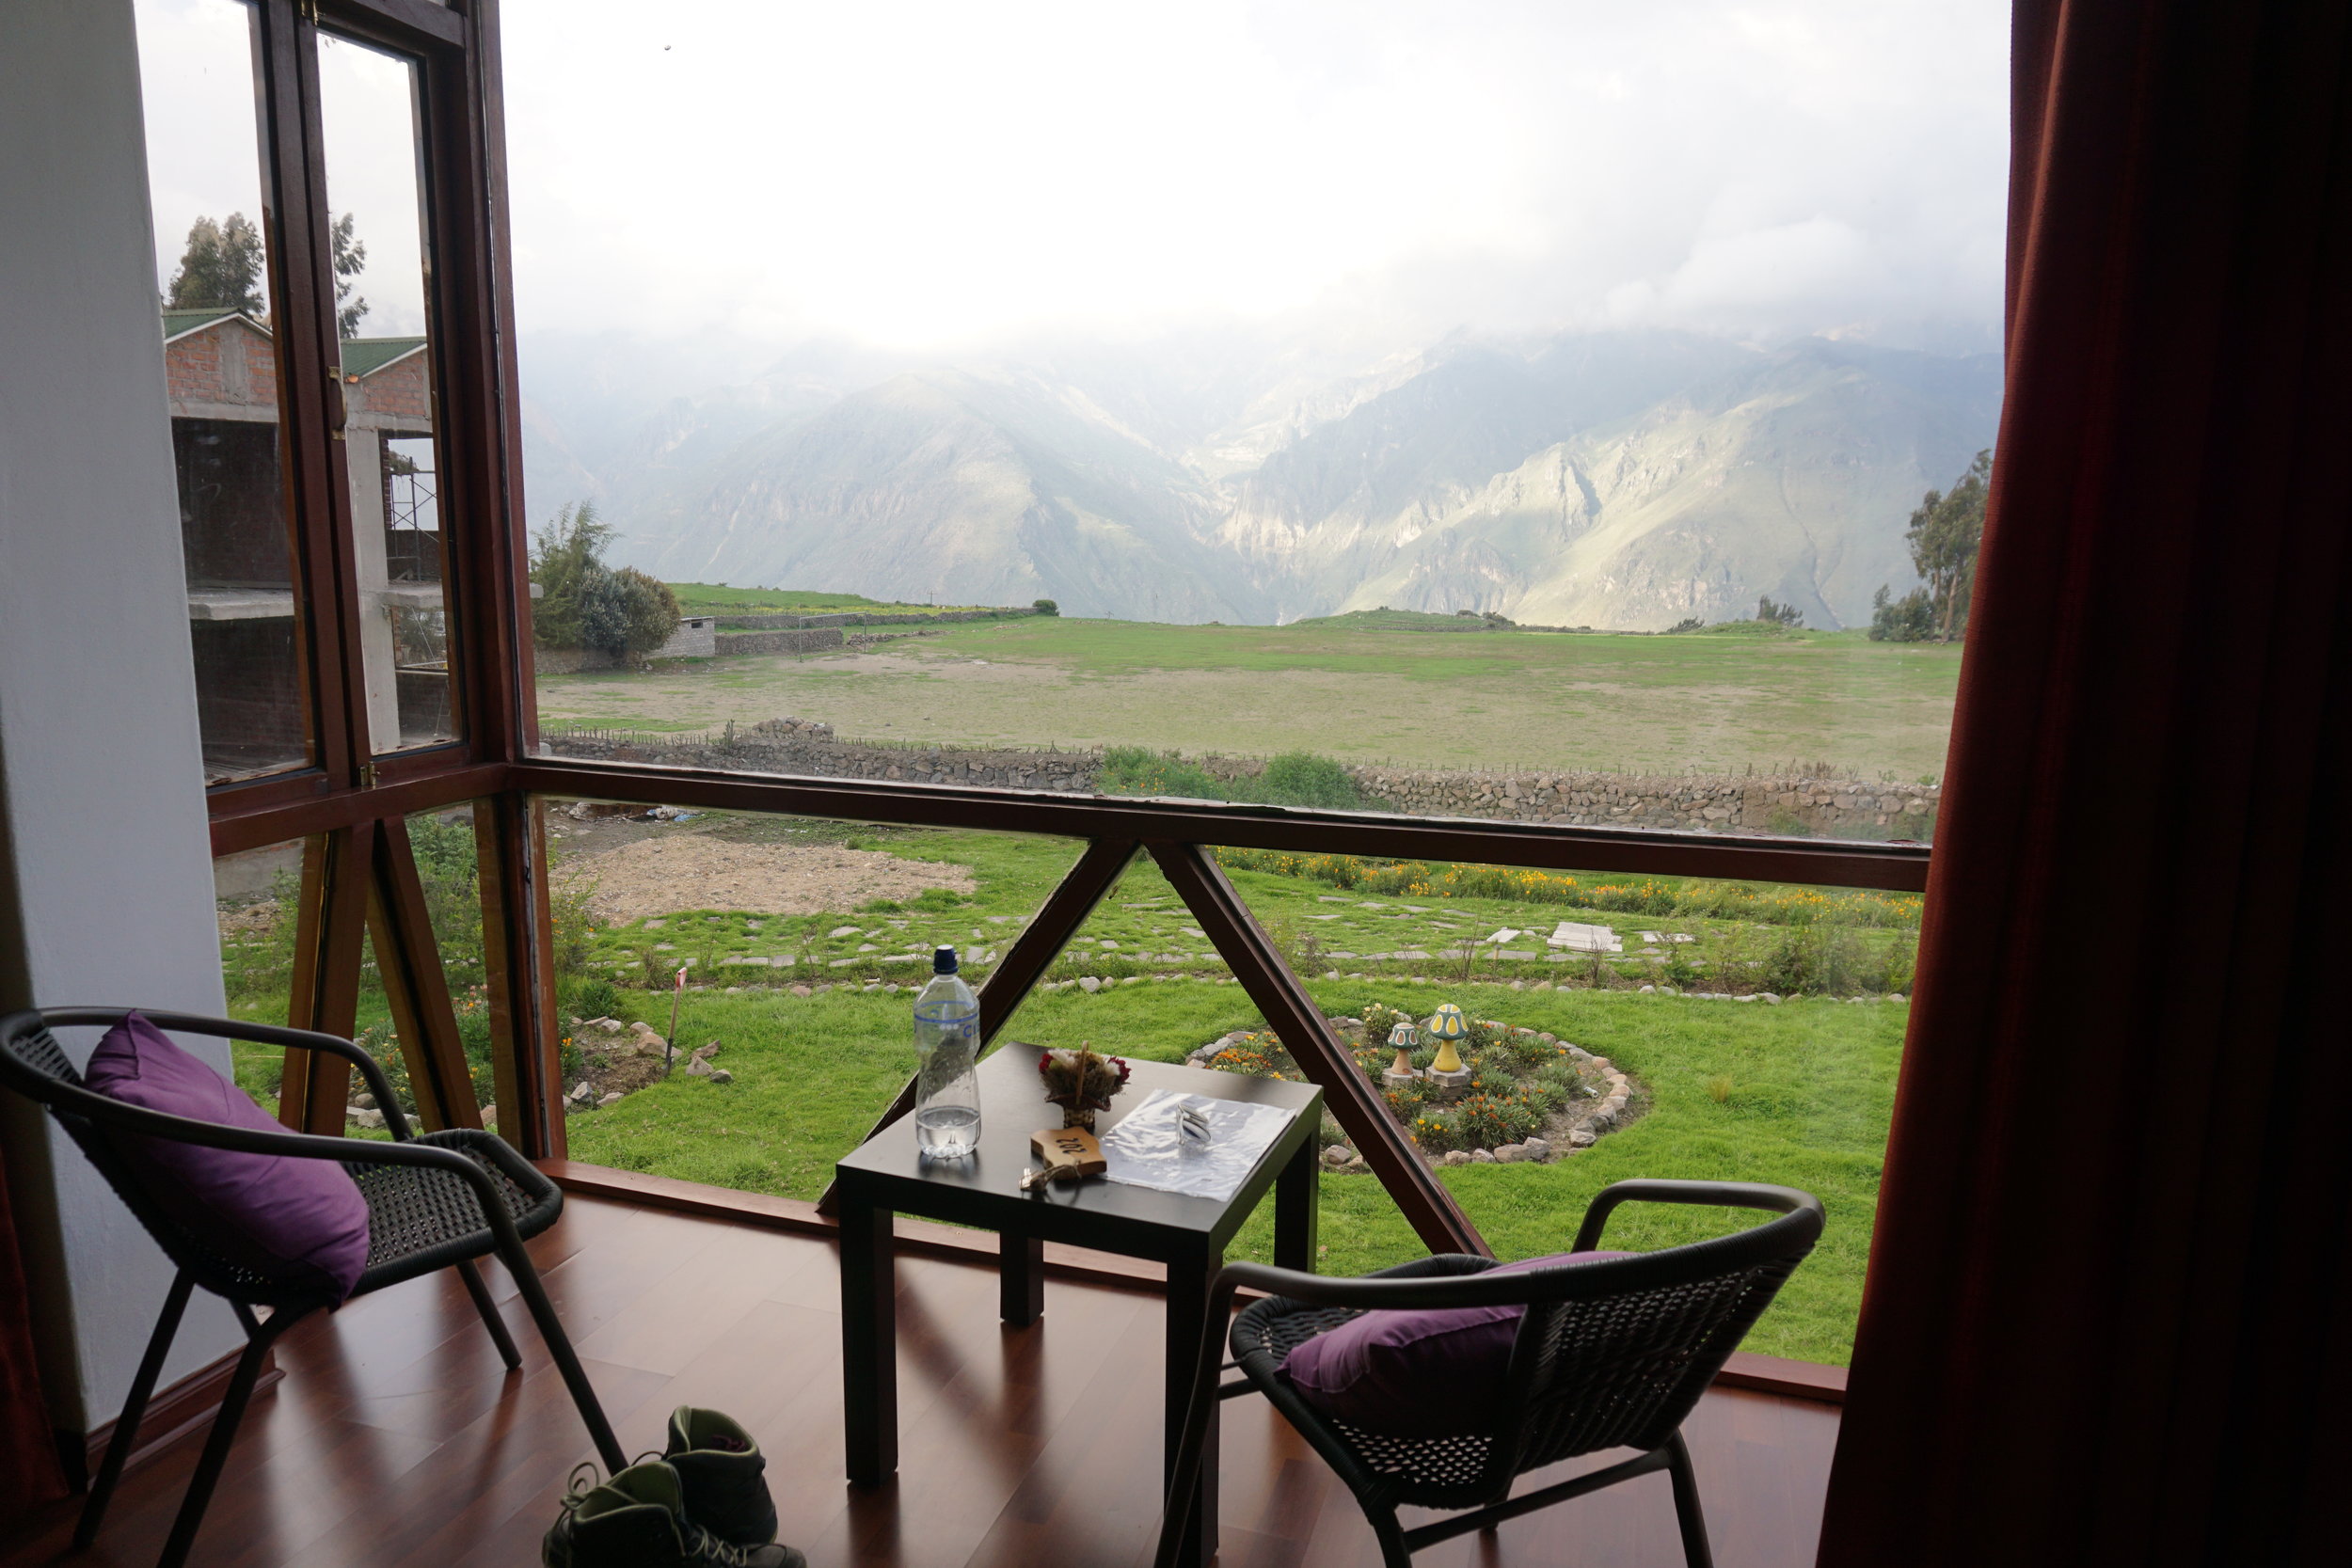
[932,947,958,974]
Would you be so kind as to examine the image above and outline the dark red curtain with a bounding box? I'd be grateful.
[0,1151,66,1524]
[1818,3,2352,1564]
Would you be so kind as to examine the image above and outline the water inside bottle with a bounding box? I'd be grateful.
[916,1103,981,1158]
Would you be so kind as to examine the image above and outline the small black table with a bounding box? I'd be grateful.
[834,1042,1324,1568]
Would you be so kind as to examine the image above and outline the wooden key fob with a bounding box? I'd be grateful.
[1030,1126,1105,1175]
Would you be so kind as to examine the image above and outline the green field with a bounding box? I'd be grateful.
[537,614,1962,780]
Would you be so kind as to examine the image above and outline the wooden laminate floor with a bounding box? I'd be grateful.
[0,1196,1839,1568]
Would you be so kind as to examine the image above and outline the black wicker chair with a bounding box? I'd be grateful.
[1154,1179,1822,1568]
[0,1006,625,1568]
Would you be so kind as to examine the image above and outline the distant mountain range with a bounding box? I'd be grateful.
[518,328,2001,630]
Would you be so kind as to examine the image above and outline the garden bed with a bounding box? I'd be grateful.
[1187,1001,1643,1169]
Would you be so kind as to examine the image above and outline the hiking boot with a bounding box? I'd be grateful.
[663,1405,780,1547]
[543,1461,804,1568]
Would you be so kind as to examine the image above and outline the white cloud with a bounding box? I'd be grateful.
[137,0,2010,357]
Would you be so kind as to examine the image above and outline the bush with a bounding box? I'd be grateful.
[1868,584,1937,642]
[565,975,620,1019]
[1253,752,1361,809]
[1032,598,1059,616]
[1455,1090,1547,1149]
[1096,746,1229,800]
[532,502,680,660]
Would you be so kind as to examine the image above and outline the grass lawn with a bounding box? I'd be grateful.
[550,816,1906,1366]
[564,977,1897,1368]
[535,615,1962,781]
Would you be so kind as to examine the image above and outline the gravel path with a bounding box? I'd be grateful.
[555,833,976,924]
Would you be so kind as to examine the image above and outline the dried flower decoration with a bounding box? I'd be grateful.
[1039,1043,1131,1130]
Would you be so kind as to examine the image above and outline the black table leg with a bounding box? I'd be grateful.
[1163,1244,1222,1568]
[839,1192,897,1486]
[1276,1132,1320,1274]
[1001,1228,1044,1326]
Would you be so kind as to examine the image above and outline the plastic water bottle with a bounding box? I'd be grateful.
[914,947,981,1157]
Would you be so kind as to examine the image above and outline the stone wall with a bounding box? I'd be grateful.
[713,627,847,657]
[543,726,1099,791]
[1348,766,1939,835]
[539,723,1937,836]
[717,607,1040,630]
[534,645,620,674]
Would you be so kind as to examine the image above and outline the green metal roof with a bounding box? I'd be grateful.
[340,336,427,377]
[160,307,253,341]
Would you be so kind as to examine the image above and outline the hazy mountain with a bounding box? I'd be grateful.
[519,328,2001,629]
[612,368,1273,622]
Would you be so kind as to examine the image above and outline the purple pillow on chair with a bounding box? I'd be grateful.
[1280,1250,1634,1436]
[82,1012,372,1301]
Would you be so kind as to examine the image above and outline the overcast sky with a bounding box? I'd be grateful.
[138,0,2010,361]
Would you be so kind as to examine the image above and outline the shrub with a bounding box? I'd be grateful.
[565,975,620,1020]
[1502,1028,1555,1068]
[1032,598,1059,616]
[1409,1106,1463,1152]
[1096,746,1227,800]
[1455,1091,1546,1149]
[532,502,681,660]
[1253,752,1361,809]
[1868,584,1937,642]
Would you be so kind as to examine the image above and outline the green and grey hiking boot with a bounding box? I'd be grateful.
[663,1405,780,1548]
[542,1461,804,1568]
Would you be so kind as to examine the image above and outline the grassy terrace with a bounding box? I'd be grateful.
[536,615,1962,780]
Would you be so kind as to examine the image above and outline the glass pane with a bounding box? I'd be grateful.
[213,833,312,1111]
[539,799,1104,1195]
[317,31,455,753]
[1207,849,1915,1366]
[507,6,2004,839]
[136,0,313,784]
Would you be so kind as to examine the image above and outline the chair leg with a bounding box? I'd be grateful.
[1665,1430,1714,1568]
[455,1259,523,1370]
[1370,1505,1417,1568]
[153,1308,300,1568]
[75,1270,194,1548]
[499,1239,626,1472]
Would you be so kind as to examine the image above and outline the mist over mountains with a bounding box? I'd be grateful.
[518,328,2001,630]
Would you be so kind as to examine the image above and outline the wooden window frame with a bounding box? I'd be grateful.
[203,0,1934,1264]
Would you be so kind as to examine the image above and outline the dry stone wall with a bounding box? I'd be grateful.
[717,607,1040,630]
[541,723,1937,836]
[1348,766,1938,835]
[713,628,847,657]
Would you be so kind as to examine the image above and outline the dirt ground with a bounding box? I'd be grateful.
[551,827,976,924]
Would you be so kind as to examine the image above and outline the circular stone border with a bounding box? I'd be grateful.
[1184,1021,1643,1171]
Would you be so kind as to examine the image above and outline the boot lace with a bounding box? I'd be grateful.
[681,1519,767,1567]
[555,1462,603,1518]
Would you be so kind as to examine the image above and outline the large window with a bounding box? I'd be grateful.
[148,0,1995,1375]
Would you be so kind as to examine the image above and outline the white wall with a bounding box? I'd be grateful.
[0,0,246,1434]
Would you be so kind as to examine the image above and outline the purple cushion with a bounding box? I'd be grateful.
[1280,1251,1634,1436]
[82,1012,371,1301]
